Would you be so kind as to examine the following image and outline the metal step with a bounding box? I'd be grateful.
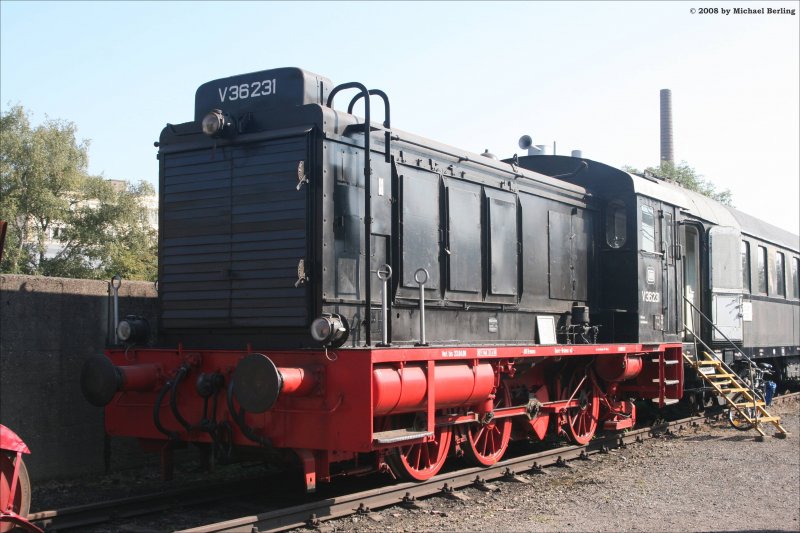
[373,428,433,444]
[651,358,680,365]
[651,398,680,405]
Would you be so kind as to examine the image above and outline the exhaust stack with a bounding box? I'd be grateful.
[660,89,674,164]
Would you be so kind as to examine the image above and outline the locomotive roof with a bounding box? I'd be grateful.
[325,109,591,203]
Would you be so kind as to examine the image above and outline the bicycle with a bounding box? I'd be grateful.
[727,361,777,431]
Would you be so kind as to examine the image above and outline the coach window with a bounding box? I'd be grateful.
[741,241,751,292]
[776,251,786,297]
[792,257,799,299]
[605,200,626,248]
[757,245,768,294]
[640,205,655,253]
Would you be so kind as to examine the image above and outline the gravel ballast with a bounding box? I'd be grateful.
[29,397,799,532]
[322,397,800,533]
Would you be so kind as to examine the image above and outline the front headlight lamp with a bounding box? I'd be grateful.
[201,109,233,137]
[116,315,150,344]
[310,313,349,348]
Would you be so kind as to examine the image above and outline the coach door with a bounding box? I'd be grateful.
[708,226,744,342]
[639,197,665,341]
[660,205,679,339]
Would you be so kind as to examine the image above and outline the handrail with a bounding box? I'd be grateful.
[327,82,373,346]
[326,83,391,347]
[683,296,754,366]
[347,89,391,164]
[682,296,761,418]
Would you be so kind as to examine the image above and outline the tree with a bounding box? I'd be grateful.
[0,105,157,280]
[622,161,733,206]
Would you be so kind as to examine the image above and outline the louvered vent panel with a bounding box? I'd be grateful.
[160,137,309,330]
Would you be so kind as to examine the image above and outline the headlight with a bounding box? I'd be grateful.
[116,315,150,344]
[309,314,349,347]
[201,109,233,137]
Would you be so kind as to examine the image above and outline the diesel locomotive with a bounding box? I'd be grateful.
[80,67,798,490]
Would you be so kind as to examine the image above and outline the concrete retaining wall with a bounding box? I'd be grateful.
[0,274,158,481]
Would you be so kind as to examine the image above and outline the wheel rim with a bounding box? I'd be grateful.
[463,383,512,466]
[728,393,755,431]
[561,373,600,445]
[0,452,31,533]
[388,419,452,481]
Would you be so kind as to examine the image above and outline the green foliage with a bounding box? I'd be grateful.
[622,160,733,206]
[1,105,157,280]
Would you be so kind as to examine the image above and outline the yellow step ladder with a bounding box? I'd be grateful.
[683,351,789,439]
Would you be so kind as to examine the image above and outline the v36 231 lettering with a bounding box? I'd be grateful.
[218,79,277,102]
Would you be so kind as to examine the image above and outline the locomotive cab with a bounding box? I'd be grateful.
[512,155,683,344]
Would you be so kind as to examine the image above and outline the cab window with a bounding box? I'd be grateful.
[641,205,655,253]
[605,200,626,248]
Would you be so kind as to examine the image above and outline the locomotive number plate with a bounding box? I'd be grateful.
[641,290,661,303]
[218,79,277,102]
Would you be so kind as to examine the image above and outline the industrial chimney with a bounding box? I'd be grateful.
[660,89,674,164]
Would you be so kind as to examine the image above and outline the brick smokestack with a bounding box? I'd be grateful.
[660,89,674,164]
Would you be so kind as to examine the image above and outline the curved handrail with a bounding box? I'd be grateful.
[347,89,391,164]
[326,83,373,346]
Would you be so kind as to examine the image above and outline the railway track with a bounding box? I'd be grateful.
[29,391,799,532]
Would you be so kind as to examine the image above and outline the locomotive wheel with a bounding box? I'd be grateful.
[560,372,600,445]
[461,383,513,466]
[0,452,31,532]
[387,418,452,481]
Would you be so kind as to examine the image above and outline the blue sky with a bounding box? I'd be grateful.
[2,1,798,232]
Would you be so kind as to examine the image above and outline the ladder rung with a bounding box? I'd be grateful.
[652,379,680,385]
[708,373,736,378]
[652,358,680,365]
[718,387,747,393]
[696,360,722,366]
[708,379,733,385]
[732,401,765,408]
[753,416,781,423]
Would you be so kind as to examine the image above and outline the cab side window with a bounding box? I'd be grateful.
[605,200,626,248]
[640,205,656,253]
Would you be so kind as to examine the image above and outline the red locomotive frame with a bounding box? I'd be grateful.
[96,342,682,491]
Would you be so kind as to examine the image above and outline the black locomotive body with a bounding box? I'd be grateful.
[157,67,598,350]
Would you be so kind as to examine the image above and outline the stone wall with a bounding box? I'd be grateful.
[0,274,158,481]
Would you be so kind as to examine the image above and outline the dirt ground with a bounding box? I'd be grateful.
[320,397,800,533]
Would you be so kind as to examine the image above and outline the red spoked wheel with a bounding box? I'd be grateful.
[0,452,31,533]
[461,383,513,466]
[387,417,452,481]
[559,371,600,445]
